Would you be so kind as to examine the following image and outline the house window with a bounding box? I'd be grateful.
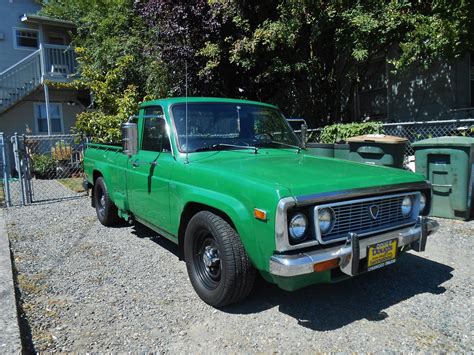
[47,33,66,45]
[14,28,39,49]
[34,103,63,134]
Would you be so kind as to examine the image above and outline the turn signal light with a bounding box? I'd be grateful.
[254,208,267,221]
[313,258,340,272]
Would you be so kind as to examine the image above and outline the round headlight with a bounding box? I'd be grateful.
[318,207,335,235]
[419,193,427,214]
[401,196,413,217]
[289,213,308,242]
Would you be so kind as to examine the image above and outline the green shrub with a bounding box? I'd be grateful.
[318,122,382,144]
[30,154,56,179]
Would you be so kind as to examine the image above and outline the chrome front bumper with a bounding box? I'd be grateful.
[269,216,439,278]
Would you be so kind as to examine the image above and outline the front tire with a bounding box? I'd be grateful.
[184,211,256,307]
[94,177,120,226]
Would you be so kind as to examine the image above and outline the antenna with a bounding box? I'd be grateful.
[185,61,189,164]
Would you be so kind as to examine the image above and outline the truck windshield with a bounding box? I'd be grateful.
[171,102,301,153]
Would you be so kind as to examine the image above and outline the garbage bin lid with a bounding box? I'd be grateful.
[346,134,408,144]
[412,136,474,147]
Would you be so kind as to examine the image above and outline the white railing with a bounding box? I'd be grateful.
[42,44,77,78]
[0,44,77,112]
[0,50,42,111]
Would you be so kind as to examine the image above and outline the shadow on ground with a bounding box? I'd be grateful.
[228,254,453,331]
[131,222,181,258]
[129,221,453,332]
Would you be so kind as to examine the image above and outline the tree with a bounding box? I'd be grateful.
[213,0,473,125]
[40,0,170,141]
[41,0,473,136]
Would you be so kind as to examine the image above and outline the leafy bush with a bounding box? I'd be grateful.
[318,122,382,144]
[70,55,143,143]
[30,154,56,179]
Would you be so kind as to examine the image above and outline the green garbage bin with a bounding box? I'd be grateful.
[412,136,474,220]
[346,135,408,168]
[306,143,335,158]
[334,143,350,160]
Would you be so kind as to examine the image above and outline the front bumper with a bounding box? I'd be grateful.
[269,216,439,278]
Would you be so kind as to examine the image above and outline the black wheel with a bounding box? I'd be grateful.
[184,211,256,307]
[94,177,120,226]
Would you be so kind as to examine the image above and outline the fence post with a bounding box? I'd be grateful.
[11,133,26,206]
[22,135,33,204]
[0,133,11,207]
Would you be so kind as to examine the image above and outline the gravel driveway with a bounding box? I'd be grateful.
[6,197,473,352]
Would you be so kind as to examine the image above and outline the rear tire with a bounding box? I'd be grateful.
[94,177,120,226]
[184,211,256,307]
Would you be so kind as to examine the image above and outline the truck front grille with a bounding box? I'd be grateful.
[314,192,420,244]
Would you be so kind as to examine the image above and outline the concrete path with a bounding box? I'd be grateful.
[0,210,21,353]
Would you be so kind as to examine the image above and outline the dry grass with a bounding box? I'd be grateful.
[57,178,85,193]
[17,273,46,295]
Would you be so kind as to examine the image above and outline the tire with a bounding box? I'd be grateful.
[94,177,120,226]
[184,211,256,307]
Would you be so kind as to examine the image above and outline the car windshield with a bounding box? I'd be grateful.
[171,102,300,153]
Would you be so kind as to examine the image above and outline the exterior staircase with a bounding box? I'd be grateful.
[0,44,77,113]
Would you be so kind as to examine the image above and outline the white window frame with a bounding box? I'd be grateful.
[34,102,64,134]
[13,27,39,50]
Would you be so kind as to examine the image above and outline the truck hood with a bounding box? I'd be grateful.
[192,150,425,197]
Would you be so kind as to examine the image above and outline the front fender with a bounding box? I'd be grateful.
[171,183,277,271]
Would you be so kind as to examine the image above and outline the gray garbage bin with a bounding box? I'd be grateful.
[346,135,408,168]
[306,143,334,158]
[412,136,474,220]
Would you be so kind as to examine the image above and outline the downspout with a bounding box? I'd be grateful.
[39,24,52,135]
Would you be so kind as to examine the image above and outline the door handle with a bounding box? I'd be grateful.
[132,160,156,168]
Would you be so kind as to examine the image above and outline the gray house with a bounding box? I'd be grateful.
[355,51,474,122]
[0,0,86,137]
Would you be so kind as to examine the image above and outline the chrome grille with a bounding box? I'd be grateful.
[314,192,420,244]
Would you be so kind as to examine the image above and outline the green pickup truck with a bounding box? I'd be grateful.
[84,97,439,307]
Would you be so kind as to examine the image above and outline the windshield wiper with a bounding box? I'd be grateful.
[194,143,259,154]
[255,140,303,153]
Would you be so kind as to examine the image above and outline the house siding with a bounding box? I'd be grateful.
[0,0,41,72]
[0,88,85,137]
[0,0,84,140]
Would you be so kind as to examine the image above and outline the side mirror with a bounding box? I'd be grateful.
[122,122,138,156]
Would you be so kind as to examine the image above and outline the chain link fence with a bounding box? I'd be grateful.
[1,118,473,206]
[1,134,87,206]
[382,119,474,157]
[23,134,87,203]
[305,119,474,160]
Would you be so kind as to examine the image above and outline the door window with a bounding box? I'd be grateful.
[47,33,66,45]
[142,107,171,152]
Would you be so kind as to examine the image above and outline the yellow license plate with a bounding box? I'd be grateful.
[367,239,398,271]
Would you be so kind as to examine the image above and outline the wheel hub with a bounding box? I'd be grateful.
[202,245,220,269]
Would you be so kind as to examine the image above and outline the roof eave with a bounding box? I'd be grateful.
[21,14,76,29]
